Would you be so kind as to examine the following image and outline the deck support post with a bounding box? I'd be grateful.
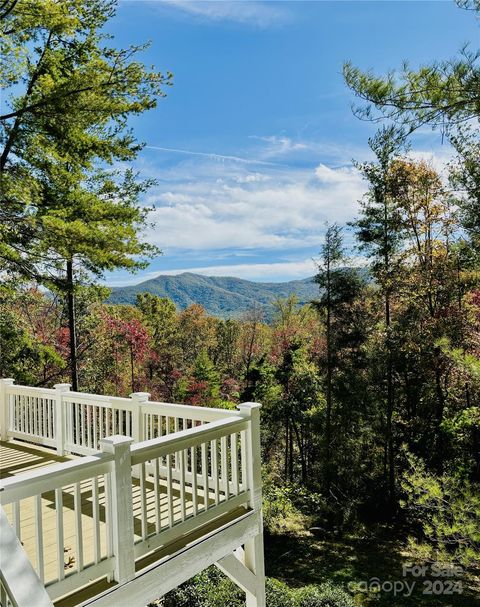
[244,532,266,607]
[0,378,14,441]
[236,402,266,607]
[130,391,149,477]
[101,435,135,584]
[130,391,150,444]
[53,383,71,455]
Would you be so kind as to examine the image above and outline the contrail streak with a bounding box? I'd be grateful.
[145,145,278,166]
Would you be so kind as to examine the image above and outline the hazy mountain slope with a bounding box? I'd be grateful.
[108,272,319,317]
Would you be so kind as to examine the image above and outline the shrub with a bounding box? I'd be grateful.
[163,571,298,607]
[294,583,355,607]
[263,482,309,535]
[401,454,480,567]
[162,567,242,607]
[266,578,296,607]
[163,570,353,607]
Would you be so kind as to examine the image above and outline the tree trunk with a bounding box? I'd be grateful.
[434,363,445,473]
[292,420,307,483]
[284,418,289,482]
[66,259,78,391]
[289,423,294,481]
[325,261,333,492]
[385,292,395,514]
[130,347,135,393]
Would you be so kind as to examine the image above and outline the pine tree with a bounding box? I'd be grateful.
[0,0,172,389]
[352,126,407,512]
[315,224,366,492]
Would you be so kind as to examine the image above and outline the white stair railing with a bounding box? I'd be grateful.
[0,505,53,607]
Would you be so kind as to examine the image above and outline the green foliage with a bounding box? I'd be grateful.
[110,273,320,318]
[343,0,480,135]
[263,481,310,535]
[352,126,408,278]
[162,567,243,607]
[449,127,480,247]
[162,568,298,607]
[1,0,171,283]
[162,568,354,607]
[0,308,63,384]
[437,336,480,382]
[267,579,296,607]
[0,0,173,388]
[0,285,65,384]
[295,583,355,607]
[401,454,480,567]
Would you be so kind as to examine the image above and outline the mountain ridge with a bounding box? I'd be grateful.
[108,272,320,317]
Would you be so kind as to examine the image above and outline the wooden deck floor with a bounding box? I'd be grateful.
[1,440,107,587]
[0,439,238,606]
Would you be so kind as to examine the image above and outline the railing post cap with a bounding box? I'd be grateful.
[54,383,71,391]
[237,402,262,413]
[100,435,134,453]
[0,378,15,384]
[129,392,150,400]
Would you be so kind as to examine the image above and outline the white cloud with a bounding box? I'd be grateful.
[248,134,370,164]
[158,1,289,27]
[137,140,451,260]
[250,135,308,157]
[315,163,361,184]
[407,148,453,177]
[143,159,366,251]
[234,172,270,183]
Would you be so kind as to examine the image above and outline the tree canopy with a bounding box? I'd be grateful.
[343,2,480,135]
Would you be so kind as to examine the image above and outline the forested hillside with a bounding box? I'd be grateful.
[1,0,479,605]
[108,272,319,316]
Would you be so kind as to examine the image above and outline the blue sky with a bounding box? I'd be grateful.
[104,0,478,285]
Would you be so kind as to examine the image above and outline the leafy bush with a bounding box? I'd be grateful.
[162,567,243,607]
[266,578,296,607]
[263,481,310,535]
[401,455,480,567]
[161,568,354,607]
[294,583,355,607]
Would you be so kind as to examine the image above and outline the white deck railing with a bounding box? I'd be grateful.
[0,379,264,606]
[0,379,241,456]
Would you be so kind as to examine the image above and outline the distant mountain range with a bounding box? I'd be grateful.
[108,272,320,318]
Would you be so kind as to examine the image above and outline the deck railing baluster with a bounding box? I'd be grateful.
[231,432,239,495]
[92,477,101,564]
[166,453,174,528]
[201,442,209,512]
[28,396,32,436]
[211,438,220,505]
[140,463,147,539]
[87,405,92,450]
[240,429,248,491]
[55,488,65,581]
[221,435,229,502]
[13,500,21,540]
[179,448,186,521]
[191,446,198,515]
[74,482,84,572]
[154,458,161,533]
[35,494,44,583]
